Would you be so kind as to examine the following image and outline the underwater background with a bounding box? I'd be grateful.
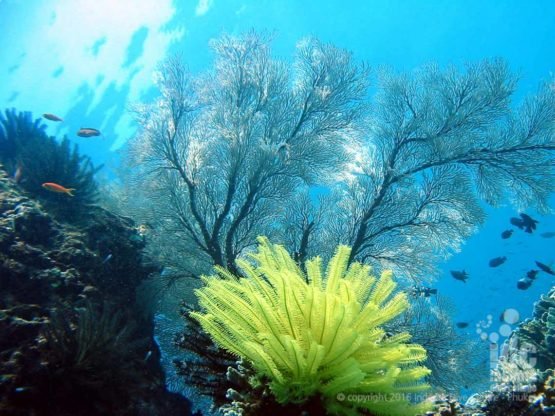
[1,1,555,415]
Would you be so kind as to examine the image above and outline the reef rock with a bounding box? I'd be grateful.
[0,169,192,416]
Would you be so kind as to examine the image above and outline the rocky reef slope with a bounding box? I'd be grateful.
[0,169,192,416]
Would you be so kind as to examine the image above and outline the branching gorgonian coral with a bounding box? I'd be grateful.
[391,295,489,393]
[125,33,368,278]
[126,32,555,284]
[315,62,555,279]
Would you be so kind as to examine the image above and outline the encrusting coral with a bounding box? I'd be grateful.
[476,285,555,415]
[517,285,555,372]
[191,237,431,416]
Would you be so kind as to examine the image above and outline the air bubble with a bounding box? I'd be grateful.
[502,308,520,324]
[499,324,513,337]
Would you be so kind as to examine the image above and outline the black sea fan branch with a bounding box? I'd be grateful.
[174,302,236,408]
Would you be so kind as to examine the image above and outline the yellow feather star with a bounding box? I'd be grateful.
[191,237,432,416]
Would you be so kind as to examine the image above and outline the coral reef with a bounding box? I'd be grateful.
[452,285,555,416]
[218,359,334,416]
[344,287,555,416]
[0,168,192,415]
[516,286,555,372]
[36,302,148,414]
[0,108,101,217]
[191,237,431,416]
[491,345,539,394]
[477,286,555,416]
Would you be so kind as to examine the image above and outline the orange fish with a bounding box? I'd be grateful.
[43,113,63,122]
[42,182,75,196]
[77,127,101,137]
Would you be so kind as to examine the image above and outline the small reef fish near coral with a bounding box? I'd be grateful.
[450,269,469,282]
[43,113,103,139]
[488,256,507,268]
[517,278,533,290]
[77,127,101,137]
[500,229,513,239]
[527,269,540,279]
[41,182,75,196]
[536,261,555,276]
[13,164,23,183]
[408,285,438,298]
[42,113,63,122]
[515,263,554,291]
[510,212,539,233]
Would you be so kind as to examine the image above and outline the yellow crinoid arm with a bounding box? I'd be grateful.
[191,237,431,415]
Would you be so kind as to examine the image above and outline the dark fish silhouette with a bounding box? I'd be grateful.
[510,213,538,233]
[510,217,524,228]
[517,278,533,290]
[520,213,539,233]
[409,286,438,298]
[501,230,513,239]
[526,269,539,279]
[489,256,507,268]
[451,270,469,283]
[456,322,469,328]
[540,231,555,239]
[535,261,555,276]
[424,288,438,297]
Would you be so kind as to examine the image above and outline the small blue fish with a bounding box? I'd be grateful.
[101,253,113,265]
[14,387,29,393]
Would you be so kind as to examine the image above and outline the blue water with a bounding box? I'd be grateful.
[2,0,554,411]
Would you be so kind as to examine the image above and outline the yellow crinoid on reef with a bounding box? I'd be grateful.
[191,237,432,416]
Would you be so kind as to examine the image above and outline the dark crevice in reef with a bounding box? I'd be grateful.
[0,168,193,416]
